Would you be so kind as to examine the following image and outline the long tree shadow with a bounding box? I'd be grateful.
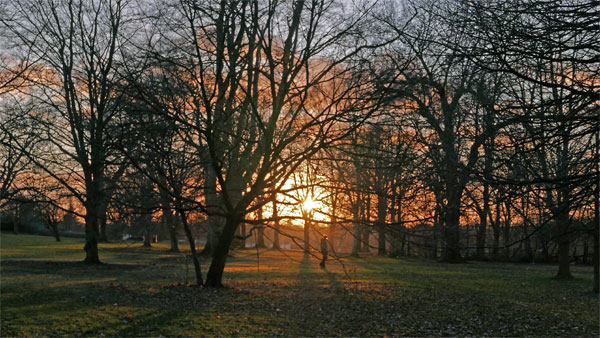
[295,253,314,291]
[296,253,344,295]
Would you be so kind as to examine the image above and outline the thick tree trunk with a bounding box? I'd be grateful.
[205,216,240,288]
[168,222,179,252]
[143,220,152,247]
[361,228,370,253]
[303,214,310,253]
[99,200,109,242]
[556,240,573,279]
[524,222,533,262]
[377,226,386,256]
[555,205,573,279]
[442,189,463,263]
[165,208,179,252]
[203,165,223,256]
[83,205,101,263]
[405,229,411,256]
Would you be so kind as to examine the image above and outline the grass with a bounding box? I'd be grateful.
[1,233,598,337]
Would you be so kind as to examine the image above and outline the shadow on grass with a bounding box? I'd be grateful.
[1,260,146,270]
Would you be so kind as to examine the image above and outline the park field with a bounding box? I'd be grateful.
[1,233,598,337]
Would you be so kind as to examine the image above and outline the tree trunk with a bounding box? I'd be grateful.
[492,201,501,260]
[203,165,223,256]
[593,127,599,293]
[351,201,361,256]
[272,200,280,249]
[303,213,310,253]
[388,192,399,257]
[361,228,370,253]
[555,206,573,279]
[236,222,246,249]
[158,183,179,252]
[50,222,61,242]
[205,215,240,288]
[12,204,19,235]
[476,184,489,259]
[556,239,573,279]
[256,206,266,248]
[178,209,203,287]
[143,218,152,247]
[443,188,463,263]
[376,193,387,255]
[503,201,512,259]
[432,200,440,258]
[83,203,101,263]
[166,210,179,252]
[98,199,109,242]
[594,183,599,292]
[524,222,533,262]
[405,229,410,256]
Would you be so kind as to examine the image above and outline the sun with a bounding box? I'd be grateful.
[302,198,319,212]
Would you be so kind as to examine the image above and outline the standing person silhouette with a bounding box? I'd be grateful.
[320,235,328,268]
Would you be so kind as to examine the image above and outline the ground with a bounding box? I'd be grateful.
[1,233,598,337]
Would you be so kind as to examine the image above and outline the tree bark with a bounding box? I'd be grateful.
[98,198,109,243]
[492,201,501,260]
[476,183,490,259]
[351,200,361,256]
[203,165,223,256]
[143,218,152,247]
[205,215,240,288]
[303,213,310,253]
[168,216,179,252]
[83,202,101,263]
[256,206,266,248]
[178,209,203,287]
[593,124,599,293]
[442,187,464,263]
[49,221,61,242]
[556,239,573,279]
[163,203,179,252]
[272,200,280,249]
[376,193,387,255]
[503,201,512,259]
[593,188,599,292]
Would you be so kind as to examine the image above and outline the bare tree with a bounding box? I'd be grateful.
[132,0,387,287]
[377,1,506,262]
[1,0,129,263]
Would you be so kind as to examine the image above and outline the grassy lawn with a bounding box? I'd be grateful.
[1,233,598,337]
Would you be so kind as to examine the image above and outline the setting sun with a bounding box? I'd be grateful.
[302,198,319,212]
